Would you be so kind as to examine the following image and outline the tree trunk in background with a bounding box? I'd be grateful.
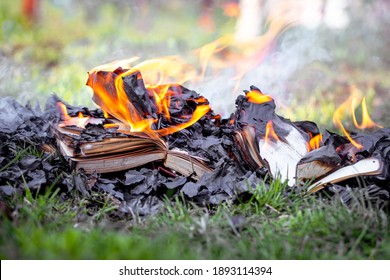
[22,0,39,23]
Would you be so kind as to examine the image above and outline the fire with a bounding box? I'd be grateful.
[307,133,322,152]
[89,56,197,87]
[333,85,382,150]
[351,97,383,130]
[148,84,172,122]
[57,102,70,121]
[263,120,280,149]
[81,0,308,117]
[67,1,330,137]
[86,68,156,134]
[246,88,273,104]
[195,0,305,94]
[155,105,210,136]
[86,65,211,137]
[57,102,90,128]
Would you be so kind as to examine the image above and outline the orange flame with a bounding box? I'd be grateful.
[263,120,280,149]
[195,2,299,93]
[87,68,156,134]
[333,99,363,150]
[79,1,319,135]
[333,85,382,150]
[57,102,90,128]
[246,89,273,104]
[155,105,210,136]
[86,65,211,137]
[306,133,322,152]
[147,84,172,122]
[103,123,119,129]
[351,97,383,130]
[57,102,71,121]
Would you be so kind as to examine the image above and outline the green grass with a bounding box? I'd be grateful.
[1,176,389,259]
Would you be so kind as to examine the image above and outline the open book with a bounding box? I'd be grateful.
[53,121,212,180]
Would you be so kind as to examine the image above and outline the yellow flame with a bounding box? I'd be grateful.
[86,65,211,137]
[306,133,322,152]
[351,97,383,130]
[155,105,210,136]
[246,88,273,104]
[82,0,322,136]
[148,84,172,122]
[333,85,382,150]
[57,102,90,129]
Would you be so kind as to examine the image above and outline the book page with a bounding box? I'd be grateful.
[78,137,165,156]
[235,126,263,168]
[259,126,308,186]
[307,157,382,194]
[165,150,212,179]
[73,151,166,173]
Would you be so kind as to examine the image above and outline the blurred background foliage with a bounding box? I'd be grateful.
[0,0,389,127]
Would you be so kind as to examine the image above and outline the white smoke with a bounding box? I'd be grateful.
[190,28,330,117]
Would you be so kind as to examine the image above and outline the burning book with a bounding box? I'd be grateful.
[231,86,386,191]
[52,67,217,179]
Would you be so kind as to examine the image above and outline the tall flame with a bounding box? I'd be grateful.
[333,85,382,150]
[351,97,383,130]
[78,1,325,136]
[148,84,172,122]
[83,0,308,117]
[89,56,197,87]
[86,65,211,137]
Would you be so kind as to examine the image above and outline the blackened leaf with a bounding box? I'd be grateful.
[121,195,162,216]
[124,170,146,186]
[322,130,348,148]
[181,181,199,198]
[0,97,33,133]
[164,176,187,189]
[96,182,124,200]
[293,120,320,136]
[74,173,90,198]
[131,182,151,195]
[26,170,46,189]
[209,193,229,205]
[328,184,390,206]
[18,156,41,171]
[0,185,16,196]
[122,71,152,116]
